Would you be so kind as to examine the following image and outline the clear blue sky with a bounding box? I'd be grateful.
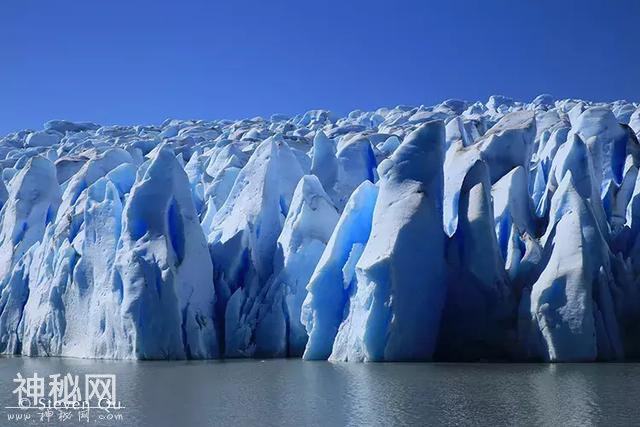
[1,0,639,135]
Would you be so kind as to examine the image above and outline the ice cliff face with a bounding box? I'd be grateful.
[1,95,640,362]
[329,122,447,362]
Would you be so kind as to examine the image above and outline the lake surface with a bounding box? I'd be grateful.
[0,357,639,426]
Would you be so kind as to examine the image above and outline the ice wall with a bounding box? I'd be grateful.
[0,95,639,362]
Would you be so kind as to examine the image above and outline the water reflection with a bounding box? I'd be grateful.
[1,358,639,426]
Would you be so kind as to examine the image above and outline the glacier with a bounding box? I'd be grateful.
[1,95,640,362]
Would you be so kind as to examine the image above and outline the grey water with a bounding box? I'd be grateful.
[1,357,639,426]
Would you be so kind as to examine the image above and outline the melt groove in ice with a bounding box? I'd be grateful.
[1,97,640,361]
